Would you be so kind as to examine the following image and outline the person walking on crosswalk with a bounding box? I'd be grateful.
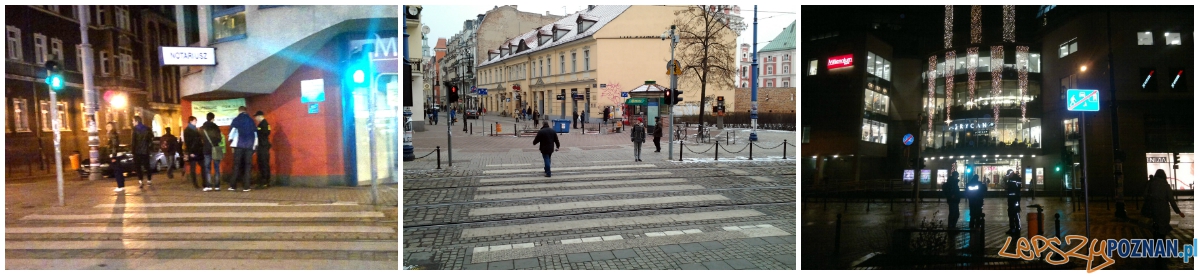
[532,122,560,177]
[108,122,126,193]
[131,115,155,189]
[631,118,647,162]
[653,117,663,152]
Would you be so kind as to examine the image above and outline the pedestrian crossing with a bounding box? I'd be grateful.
[6,201,398,270]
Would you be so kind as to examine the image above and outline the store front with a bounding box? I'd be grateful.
[1147,152,1195,190]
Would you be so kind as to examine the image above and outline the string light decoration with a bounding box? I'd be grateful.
[966,47,978,110]
[991,46,1004,133]
[1017,46,1030,124]
[945,51,956,125]
[944,5,954,49]
[927,55,937,144]
[971,6,982,44]
[1003,5,1016,43]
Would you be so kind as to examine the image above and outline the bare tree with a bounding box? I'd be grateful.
[674,5,736,131]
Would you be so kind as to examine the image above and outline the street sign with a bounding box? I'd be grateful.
[556,95,565,100]
[478,88,487,95]
[902,133,914,146]
[1066,89,1100,112]
[160,46,217,66]
[666,60,682,75]
[621,92,629,97]
[572,93,584,100]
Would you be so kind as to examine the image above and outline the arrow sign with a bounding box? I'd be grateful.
[1067,89,1100,112]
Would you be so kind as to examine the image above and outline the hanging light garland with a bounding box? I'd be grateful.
[966,47,978,110]
[928,55,937,144]
[1017,46,1030,125]
[991,45,1004,133]
[945,51,956,125]
[971,6,982,44]
[1003,5,1016,43]
[944,5,954,49]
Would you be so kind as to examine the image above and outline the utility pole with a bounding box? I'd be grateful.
[402,5,415,162]
[667,25,678,158]
[749,5,759,142]
[47,62,64,207]
[80,5,101,182]
[1105,8,1128,218]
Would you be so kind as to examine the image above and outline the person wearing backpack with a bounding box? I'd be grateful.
[200,112,226,192]
[160,127,180,179]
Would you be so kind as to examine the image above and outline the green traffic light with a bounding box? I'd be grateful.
[1056,166,1061,172]
[47,75,64,91]
[353,69,365,84]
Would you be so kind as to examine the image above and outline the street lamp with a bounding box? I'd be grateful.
[110,93,128,109]
[1080,65,1087,72]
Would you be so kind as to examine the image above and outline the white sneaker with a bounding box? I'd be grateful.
[202,187,211,192]
[114,187,124,192]
[242,189,251,192]
[227,187,236,191]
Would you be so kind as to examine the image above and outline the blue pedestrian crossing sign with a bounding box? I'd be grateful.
[1067,89,1100,112]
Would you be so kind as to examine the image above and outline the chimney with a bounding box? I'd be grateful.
[588,5,595,11]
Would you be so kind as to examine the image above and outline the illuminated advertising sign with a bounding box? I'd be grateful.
[937,170,948,185]
[160,46,216,66]
[919,170,932,185]
[903,170,915,181]
[827,54,854,70]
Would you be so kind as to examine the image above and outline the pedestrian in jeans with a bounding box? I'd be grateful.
[160,127,180,179]
[183,116,204,189]
[631,118,647,162]
[532,122,560,177]
[653,117,663,152]
[131,116,154,189]
[200,113,225,191]
[229,106,258,192]
[108,122,126,192]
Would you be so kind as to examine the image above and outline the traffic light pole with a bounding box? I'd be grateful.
[667,25,677,159]
[749,6,759,142]
[80,5,101,183]
[49,70,64,207]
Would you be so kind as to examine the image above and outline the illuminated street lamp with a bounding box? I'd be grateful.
[110,93,128,109]
[1080,65,1088,72]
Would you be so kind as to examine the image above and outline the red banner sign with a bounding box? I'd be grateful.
[827,54,854,69]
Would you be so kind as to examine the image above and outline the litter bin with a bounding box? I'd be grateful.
[553,119,570,133]
[69,153,81,170]
[1027,204,1045,237]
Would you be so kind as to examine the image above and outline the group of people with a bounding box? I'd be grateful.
[110,106,271,193]
[532,117,664,176]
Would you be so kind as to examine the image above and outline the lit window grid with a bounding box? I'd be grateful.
[945,51,956,125]
[970,5,982,44]
[944,5,954,49]
[966,47,978,110]
[1003,5,1016,43]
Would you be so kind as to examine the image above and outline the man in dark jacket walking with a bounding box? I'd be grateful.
[108,122,126,192]
[603,107,610,125]
[631,118,647,162]
[943,171,962,228]
[254,111,272,188]
[229,106,258,192]
[652,117,663,152]
[183,116,204,188]
[131,115,154,188]
[532,122,560,177]
[160,127,180,179]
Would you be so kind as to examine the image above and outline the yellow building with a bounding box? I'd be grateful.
[476,5,737,123]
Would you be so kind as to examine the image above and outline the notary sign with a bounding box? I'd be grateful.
[1066,89,1100,112]
[160,46,216,66]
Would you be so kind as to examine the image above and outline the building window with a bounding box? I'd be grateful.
[95,6,107,26]
[119,47,133,78]
[1138,32,1154,45]
[783,81,790,87]
[33,33,47,65]
[6,26,21,61]
[742,82,748,88]
[766,80,774,87]
[584,50,590,70]
[11,98,31,132]
[1165,32,1181,45]
[767,65,774,75]
[802,127,810,143]
[1029,53,1041,73]
[861,119,888,144]
[866,52,891,80]
[539,60,544,77]
[212,5,247,43]
[783,65,790,74]
[50,38,62,62]
[559,54,565,74]
[808,59,817,76]
[99,51,110,75]
[75,44,83,71]
[115,6,130,30]
[741,66,747,78]
[1059,39,1078,57]
[784,54,790,61]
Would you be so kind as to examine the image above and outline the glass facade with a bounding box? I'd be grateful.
[863,88,888,115]
[866,52,891,80]
[861,118,887,144]
[928,118,1042,150]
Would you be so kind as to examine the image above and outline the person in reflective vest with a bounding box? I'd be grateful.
[1005,169,1023,235]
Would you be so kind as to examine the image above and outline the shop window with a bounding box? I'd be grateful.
[1165,32,1181,45]
[11,98,31,132]
[212,5,247,43]
[1146,153,1194,190]
[808,59,817,76]
[863,89,889,115]
[861,119,887,144]
[1138,32,1154,45]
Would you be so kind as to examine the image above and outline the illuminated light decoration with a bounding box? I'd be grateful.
[1003,5,1016,43]
[991,46,1004,132]
[1173,70,1183,88]
[944,5,954,49]
[1017,46,1030,124]
[927,56,937,144]
[1143,70,1156,88]
[827,54,854,69]
[945,51,956,125]
[970,6,982,44]
[966,47,978,109]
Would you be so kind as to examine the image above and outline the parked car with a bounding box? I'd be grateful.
[464,109,479,119]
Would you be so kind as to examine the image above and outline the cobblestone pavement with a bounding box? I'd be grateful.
[402,132,798,270]
[802,196,1196,270]
[5,174,398,269]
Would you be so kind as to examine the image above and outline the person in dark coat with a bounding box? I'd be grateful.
[200,113,225,191]
[183,116,204,188]
[573,111,580,129]
[965,169,987,229]
[108,122,125,192]
[943,171,962,228]
[603,107,611,124]
[1146,169,1184,268]
[160,127,179,179]
[532,122,560,177]
[533,110,540,126]
[228,106,258,192]
[652,117,663,152]
[631,118,647,162]
[131,115,154,188]
[1004,169,1022,235]
[254,111,272,188]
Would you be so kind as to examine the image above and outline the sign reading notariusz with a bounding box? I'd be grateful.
[160,46,217,66]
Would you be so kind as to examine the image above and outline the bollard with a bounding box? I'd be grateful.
[749,141,754,160]
[679,140,684,161]
[727,132,730,145]
[784,139,788,159]
[1054,213,1062,245]
[470,123,473,134]
[714,141,719,161]
[834,213,842,256]
[436,146,442,169]
[514,124,518,137]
